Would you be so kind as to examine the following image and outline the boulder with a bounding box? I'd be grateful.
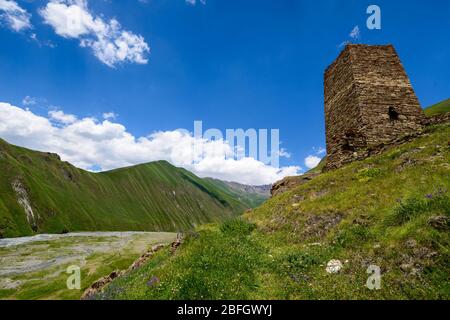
[427,216,449,231]
[270,173,319,197]
[326,259,343,274]
[81,270,123,300]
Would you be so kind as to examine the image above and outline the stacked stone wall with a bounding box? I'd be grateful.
[324,44,425,170]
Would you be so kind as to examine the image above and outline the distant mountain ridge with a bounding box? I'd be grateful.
[203,178,271,208]
[0,139,266,238]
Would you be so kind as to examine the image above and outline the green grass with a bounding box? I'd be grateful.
[0,139,264,238]
[424,98,450,116]
[386,193,449,226]
[100,123,450,300]
[97,219,265,300]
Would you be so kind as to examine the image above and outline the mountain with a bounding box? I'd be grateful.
[424,98,450,116]
[203,178,270,208]
[99,120,449,300]
[0,139,260,238]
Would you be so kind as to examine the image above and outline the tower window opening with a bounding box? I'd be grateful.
[389,107,399,120]
[342,139,356,152]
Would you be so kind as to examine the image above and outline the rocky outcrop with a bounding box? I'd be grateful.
[270,173,319,197]
[397,239,438,276]
[301,212,344,240]
[427,216,449,231]
[425,112,450,126]
[81,270,123,300]
[170,233,183,253]
[81,243,167,300]
[128,244,165,271]
[81,235,184,300]
[11,179,38,231]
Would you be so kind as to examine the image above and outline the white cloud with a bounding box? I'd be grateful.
[304,155,321,169]
[22,96,37,106]
[40,0,149,67]
[273,148,291,159]
[0,0,32,32]
[102,112,117,120]
[48,110,77,124]
[0,102,300,185]
[185,0,206,6]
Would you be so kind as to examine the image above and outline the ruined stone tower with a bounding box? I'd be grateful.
[324,44,425,170]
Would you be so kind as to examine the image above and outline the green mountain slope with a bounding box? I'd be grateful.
[0,139,253,238]
[100,122,450,300]
[424,98,450,116]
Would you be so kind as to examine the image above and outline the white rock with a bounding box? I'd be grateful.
[326,259,343,274]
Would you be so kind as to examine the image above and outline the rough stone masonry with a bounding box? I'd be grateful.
[324,44,425,170]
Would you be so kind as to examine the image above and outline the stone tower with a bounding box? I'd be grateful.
[324,44,425,170]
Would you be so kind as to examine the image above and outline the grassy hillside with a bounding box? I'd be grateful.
[100,123,450,300]
[0,139,252,238]
[424,98,450,116]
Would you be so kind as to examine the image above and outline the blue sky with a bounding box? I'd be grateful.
[0,0,449,184]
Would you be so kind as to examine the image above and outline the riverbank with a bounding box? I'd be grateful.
[0,231,176,300]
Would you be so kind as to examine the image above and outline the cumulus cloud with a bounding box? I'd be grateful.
[0,102,300,185]
[40,0,149,67]
[48,110,77,124]
[0,0,32,32]
[304,155,322,169]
